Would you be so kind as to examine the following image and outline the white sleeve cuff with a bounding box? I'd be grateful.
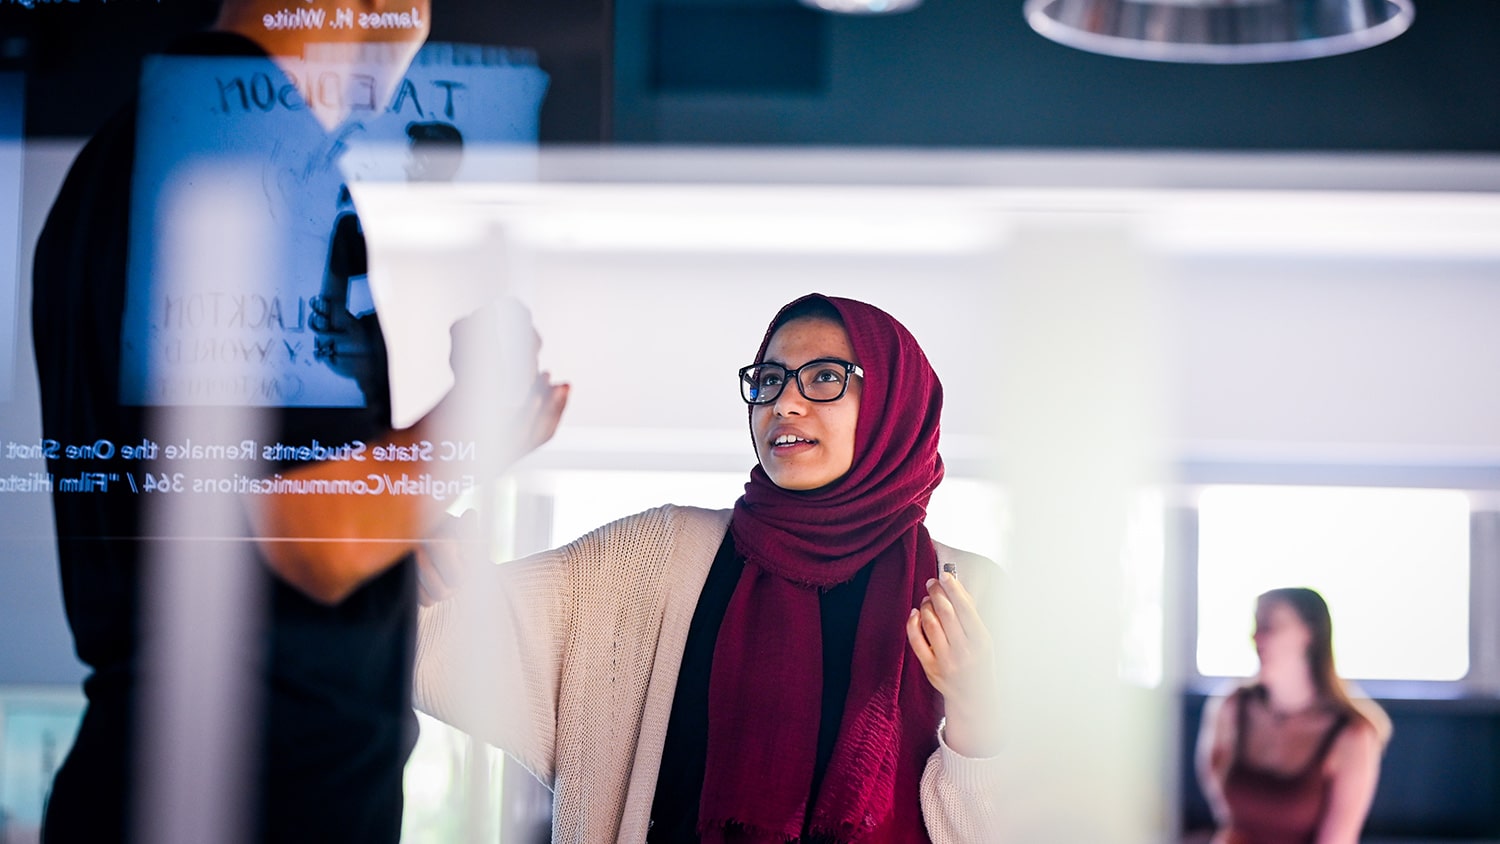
[936,717,1002,794]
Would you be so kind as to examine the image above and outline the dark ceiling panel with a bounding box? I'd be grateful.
[3,0,218,137]
[651,4,825,94]
[6,0,611,142]
[5,0,1499,150]
[612,0,1500,151]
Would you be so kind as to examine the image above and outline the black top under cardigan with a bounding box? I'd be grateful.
[647,529,875,843]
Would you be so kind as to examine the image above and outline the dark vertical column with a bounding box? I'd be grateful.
[430,0,613,142]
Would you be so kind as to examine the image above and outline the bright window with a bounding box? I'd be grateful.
[1195,485,1470,681]
[544,470,746,547]
[541,469,1004,563]
[401,711,504,843]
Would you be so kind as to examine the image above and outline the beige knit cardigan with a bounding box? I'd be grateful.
[414,504,1001,843]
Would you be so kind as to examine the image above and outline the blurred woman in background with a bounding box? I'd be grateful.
[1197,587,1391,844]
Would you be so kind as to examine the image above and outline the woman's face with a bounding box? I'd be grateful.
[751,317,862,491]
[1252,598,1313,672]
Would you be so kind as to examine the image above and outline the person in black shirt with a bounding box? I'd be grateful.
[32,2,566,841]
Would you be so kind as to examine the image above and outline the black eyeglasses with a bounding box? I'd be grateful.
[738,358,864,405]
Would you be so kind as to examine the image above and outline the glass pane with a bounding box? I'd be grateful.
[402,711,504,843]
[546,470,748,546]
[1196,485,1470,681]
[543,470,1004,564]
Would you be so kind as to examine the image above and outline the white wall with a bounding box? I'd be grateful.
[1172,254,1500,460]
[516,247,1500,465]
[350,154,1500,475]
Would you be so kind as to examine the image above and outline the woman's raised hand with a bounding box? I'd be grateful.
[414,509,487,607]
[416,368,567,608]
[906,571,1001,758]
[509,372,570,467]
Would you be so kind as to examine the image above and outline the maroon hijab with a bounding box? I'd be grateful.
[700,294,945,843]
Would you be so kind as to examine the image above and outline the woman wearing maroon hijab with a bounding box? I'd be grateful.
[414,293,1002,842]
